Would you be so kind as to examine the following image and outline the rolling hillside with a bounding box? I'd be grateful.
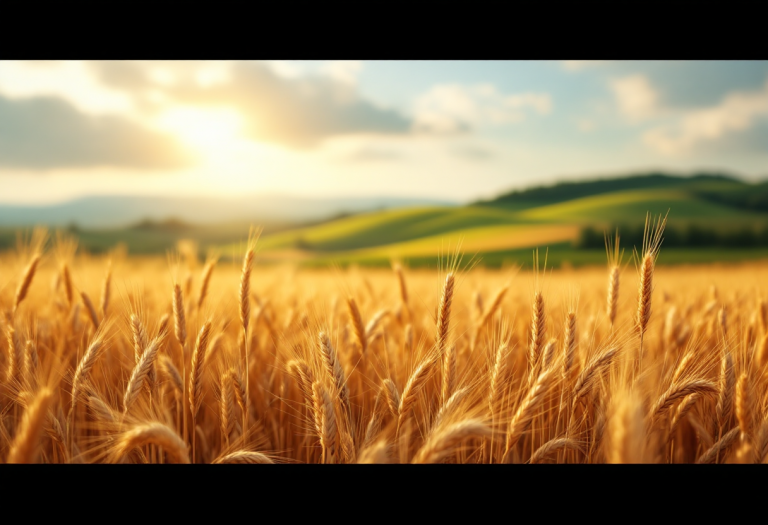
[5,172,768,267]
[245,172,768,267]
[515,189,766,224]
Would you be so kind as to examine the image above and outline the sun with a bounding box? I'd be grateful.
[156,106,244,155]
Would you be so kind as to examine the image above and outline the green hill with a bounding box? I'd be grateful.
[517,189,767,226]
[9,172,768,267]
[476,172,746,208]
[246,172,768,267]
[258,205,534,252]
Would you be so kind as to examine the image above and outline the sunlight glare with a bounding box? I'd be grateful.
[156,107,244,154]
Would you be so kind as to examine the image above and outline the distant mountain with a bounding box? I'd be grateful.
[0,194,457,228]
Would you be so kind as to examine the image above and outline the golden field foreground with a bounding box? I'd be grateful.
[2,228,768,464]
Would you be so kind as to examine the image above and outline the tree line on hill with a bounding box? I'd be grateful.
[577,223,768,249]
[479,172,768,213]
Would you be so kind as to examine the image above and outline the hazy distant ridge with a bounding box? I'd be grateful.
[0,194,456,228]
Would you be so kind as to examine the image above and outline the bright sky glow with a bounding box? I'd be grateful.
[0,60,767,205]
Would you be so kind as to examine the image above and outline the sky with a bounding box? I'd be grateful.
[1,60,767,205]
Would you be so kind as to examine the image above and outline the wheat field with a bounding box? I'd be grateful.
[2,220,768,464]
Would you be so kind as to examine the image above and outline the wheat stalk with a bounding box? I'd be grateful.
[123,334,165,414]
[189,320,212,419]
[130,314,148,364]
[347,297,367,355]
[736,372,752,437]
[213,450,273,464]
[528,291,546,374]
[651,379,717,420]
[287,359,315,408]
[571,347,619,410]
[442,343,456,404]
[24,339,38,390]
[173,284,187,347]
[111,422,189,464]
[318,331,351,422]
[433,386,471,432]
[716,350,735,431]
[100,260,111,317]
[488,341,510,415]
[5,323,21,384]
[382,378,401,419]
[472,284,509,349]
[88,395,118,424]
[504,368,555,460]
[529,437,583,464]
[159,354,183,394]
[436,272,455,357]
[412,419,491,463]
[398,355,437,434]
[311,381,337,464]
[70,330,107,421]
[365,309,389,340]
[220,372,234,445]
[696,427,740,464]
[668,393,700,443]
[81,291,99,329]
[61,263,74,307]
[197,259,216,309]
[607,266,620,328]
[562,311,577,380]
[13,253,40,313]
[7,388,53,463]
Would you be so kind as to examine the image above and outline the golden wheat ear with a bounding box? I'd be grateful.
[412,419,491,464]
[604,228,623,329]
[189,320,212,419]
[212,450,274,464]
[196,253,219,309]
[436,272,455,357]
[110,422,189,464]
[635,211,668,336]
[398,353,439,435]
[172,283,187,348]
[347,297,367,355]
[7,388,53,464]
[123,333,167,415]
[504,368,556,461]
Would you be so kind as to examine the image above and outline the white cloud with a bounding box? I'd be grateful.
[321,60,363,85]
[412,83,552,133]
[561,60,611,71]
[195,63,232,88]
[147,67,177,87]
[263,60,305,79]
[610,74,659,122]
[643,79,768,155]
[0,61,134,116]
[85,61,410,148]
